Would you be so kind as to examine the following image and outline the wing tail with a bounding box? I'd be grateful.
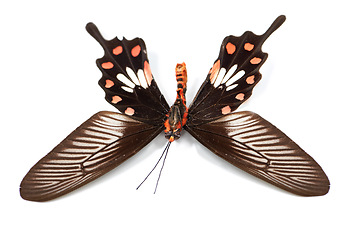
[261,15,286,43]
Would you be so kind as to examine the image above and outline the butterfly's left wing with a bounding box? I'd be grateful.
[20,111,163,201]
[86,23,169,126]
[187,16,285,125]
[186,111,330,196]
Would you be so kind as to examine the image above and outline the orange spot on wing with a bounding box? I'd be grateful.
[111,95,122,104]
[125,107,135,116]
[144,61,153,85]
[102,62,114,69]
[246,75,255,84]
[250,57,262,64]
[113,46,123,55]
[244,43,254,51]
[105,79,114,88]
[221,106,231,115]
[209,60,220,84]
[235,93,245,101]
[226,42,236,54]
[131,45,141,57]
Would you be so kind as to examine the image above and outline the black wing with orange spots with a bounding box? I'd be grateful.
[86,23,169,126]
[187,15,286,126]
[20,111,163,202]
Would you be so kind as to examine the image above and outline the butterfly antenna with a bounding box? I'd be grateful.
[153,141,171,194]
[136,141,171,191]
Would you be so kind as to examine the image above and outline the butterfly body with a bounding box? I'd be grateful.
[164,63,188,142]
[20,16,330,201]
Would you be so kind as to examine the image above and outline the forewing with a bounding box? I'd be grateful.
[188,16,286,125]
[86,23,169,125]
[20,111,163,201]
[185,111,329,196]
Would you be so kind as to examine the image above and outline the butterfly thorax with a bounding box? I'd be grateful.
[164,63,189,142]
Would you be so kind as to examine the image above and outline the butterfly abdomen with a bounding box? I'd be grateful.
[164,63,189,142]
[175,62,188,94]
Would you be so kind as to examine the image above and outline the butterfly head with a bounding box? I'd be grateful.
[164,128,181,142]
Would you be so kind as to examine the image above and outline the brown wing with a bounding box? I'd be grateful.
[20,111,163,201]
[185,111,330,196]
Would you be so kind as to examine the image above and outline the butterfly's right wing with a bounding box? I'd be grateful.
[187,16,285,125]
[186,111,330,196]
[20,111,163,202]
[86,23,169,126]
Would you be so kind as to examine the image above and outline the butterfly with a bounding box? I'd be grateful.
[20,15,330,201]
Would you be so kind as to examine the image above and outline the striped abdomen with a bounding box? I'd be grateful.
[164,63,189,142]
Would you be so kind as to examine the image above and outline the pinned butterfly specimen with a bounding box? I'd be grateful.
[20,15,330,201]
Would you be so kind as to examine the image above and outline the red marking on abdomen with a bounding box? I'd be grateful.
[175,63,187,89]
[102,62,114,69]
[226,42,236,54]
[113,46,123,55]
[182,110,188,126]
[131,45,141,57]
[164,118,171,132]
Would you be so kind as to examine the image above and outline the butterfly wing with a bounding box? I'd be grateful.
[188,15,286,125]
[186,16,329,196]
[20,111,163,201]
[86,23,169,126]
[186,111,330,196]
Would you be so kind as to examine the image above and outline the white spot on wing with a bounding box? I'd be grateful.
[226,84,238,91]
[121,86,133,92]
[225,70,245,86]
[221,64,237,84]
[213,68,226,87]
[212,65,245,89]
[126,67,140,86]
[137,69,148,88]
[117,73,135,88]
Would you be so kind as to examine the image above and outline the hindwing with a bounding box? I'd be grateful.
[188,16,286,125]
[86,23,169,126]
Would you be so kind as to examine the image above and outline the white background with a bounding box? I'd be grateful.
[1,0,359,239]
